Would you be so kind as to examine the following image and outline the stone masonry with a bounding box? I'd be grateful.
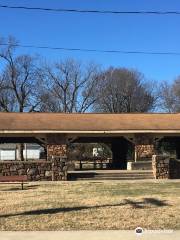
[0,158,74,181]
[169,159,180,179]
[134,134,155,161]
[152,155,169,179]
[152,155,180,179]
[135,144,155,160]
[0,144,74,181]
[0,161,52,181]
[47,144,67,159]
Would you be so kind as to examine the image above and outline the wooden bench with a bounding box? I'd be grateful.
[0,175,28,190]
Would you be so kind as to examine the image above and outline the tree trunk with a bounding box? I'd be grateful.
[17,143,24,161]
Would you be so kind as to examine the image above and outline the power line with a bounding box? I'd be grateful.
[0,43,180,56]
[0,4,180,15]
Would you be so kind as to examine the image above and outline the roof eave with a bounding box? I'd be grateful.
[0,130,180,134]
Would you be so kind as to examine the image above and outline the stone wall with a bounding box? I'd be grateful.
[152,155,180,179]
[169,159,180,179]
[0,161,52,181]
[152,155,169,179]
[0,158,75,181]
[52,157,75,180]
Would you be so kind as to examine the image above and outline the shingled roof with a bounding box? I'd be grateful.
[0,112,180,133]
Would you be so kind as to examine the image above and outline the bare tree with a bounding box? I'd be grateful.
[160,78,180,112]
[0,36,42,160]
[93,67,156,113]
[0,40,41,112]
[39,59,99,113]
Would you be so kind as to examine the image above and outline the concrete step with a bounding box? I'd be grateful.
[74,177,154,180]
[71,170,153,174]
[69,174,153,178]
[73,175,154,179]
[127,161,152,170]
[68,170,154,181]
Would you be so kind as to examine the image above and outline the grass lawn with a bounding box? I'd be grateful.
[0,180,180,230]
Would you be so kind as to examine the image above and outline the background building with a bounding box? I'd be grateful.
[0,144,42,161]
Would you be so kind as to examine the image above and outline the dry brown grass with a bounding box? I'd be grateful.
[0,180,180,230]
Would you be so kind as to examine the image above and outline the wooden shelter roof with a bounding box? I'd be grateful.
[0,113,180,133]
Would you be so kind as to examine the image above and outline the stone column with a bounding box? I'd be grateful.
[152,155,169,179]
[134,134,155,161]
[47,144,68,181]
[46,126,68,181]
[47,144,67,160]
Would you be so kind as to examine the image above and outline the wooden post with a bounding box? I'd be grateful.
[134,149,137,162]
[94,159,96,169]
[101,159,103,169]
[52,156,55,181]
[15,145,17,161]
[80,159,82,170]
[25,143,27,161]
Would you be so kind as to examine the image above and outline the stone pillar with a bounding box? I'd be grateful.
[46,144,75,181]
[46,144,67,181]
[46,134,68,159]
[135,144,155,161]
[134,134,155,161]
[111,138,128,169]
[169,158,180,179]
[51,155,68,181]
[45,124,75,181]
[47,144,67,160]
[152,155,169,179]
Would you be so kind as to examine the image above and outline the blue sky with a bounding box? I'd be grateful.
[0,0,180,82]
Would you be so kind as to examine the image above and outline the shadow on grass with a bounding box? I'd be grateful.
[143,198,169,207]
[0,198,170,218]
[0,184,40,191]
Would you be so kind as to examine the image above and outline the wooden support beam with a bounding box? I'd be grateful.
[46,134,68,144]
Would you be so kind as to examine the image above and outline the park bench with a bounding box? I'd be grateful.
[0,175,28,190]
